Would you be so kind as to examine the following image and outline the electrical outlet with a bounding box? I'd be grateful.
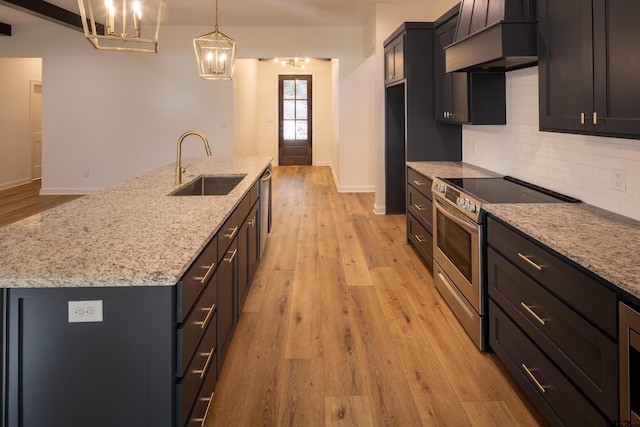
[612,168,627,192]
[68,300,103,323]
[83,170,90,178]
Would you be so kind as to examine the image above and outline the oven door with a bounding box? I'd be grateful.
[432,194,482,314]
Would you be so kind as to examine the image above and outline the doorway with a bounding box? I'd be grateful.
[30,81,42,180]
[278,75,312,165]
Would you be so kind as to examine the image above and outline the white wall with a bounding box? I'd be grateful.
[0,57,41,190]
[0,23,368,194]
[463,66,640,221]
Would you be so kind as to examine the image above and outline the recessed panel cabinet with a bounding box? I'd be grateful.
[434,5,506,125]
[539,0,640,138]
[384,36,404,85]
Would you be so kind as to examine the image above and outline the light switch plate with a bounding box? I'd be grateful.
[68,300,103,323]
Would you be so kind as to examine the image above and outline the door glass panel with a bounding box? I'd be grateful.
[296,80,307,99]
[283,121,295,140]
[296,101,307,120]
[283,80,295,99]
[283,100,295,120]
[295,121,307,139]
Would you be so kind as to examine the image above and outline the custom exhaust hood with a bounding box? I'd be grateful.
[445,0,537,72]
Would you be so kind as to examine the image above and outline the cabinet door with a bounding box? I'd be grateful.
[237,203,258,314]
[593,0,640,136]
[384,37,404,84]
[435,13,469,123]
[217,239,237,376]
[538,0,594,133]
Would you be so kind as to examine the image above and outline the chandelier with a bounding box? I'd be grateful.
[193,0,237,80]
[275,58,310,69]
[77,0,166,52]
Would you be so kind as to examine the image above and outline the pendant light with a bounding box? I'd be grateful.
[193,0,237,80]
[77,0,166,53]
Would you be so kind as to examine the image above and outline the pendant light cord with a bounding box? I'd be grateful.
[215,0,219,32]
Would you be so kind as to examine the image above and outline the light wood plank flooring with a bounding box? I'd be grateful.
[0,180,82,228]
[209,166,546,426]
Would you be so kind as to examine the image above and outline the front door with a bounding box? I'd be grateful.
[278,75,312,165]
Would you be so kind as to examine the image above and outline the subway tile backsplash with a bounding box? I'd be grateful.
[463,66,640,221]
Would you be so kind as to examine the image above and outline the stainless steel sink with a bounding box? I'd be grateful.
[169,175,246,196]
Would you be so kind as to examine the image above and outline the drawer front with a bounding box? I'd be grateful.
[176,235,218,323]
[407,168,432,198]
[176,317,217,427]
[237,191,252,224]
[407,212,433,267]
[248,180,259,207]
[488,248,618,419]
[489,300,609,427]
[218,209,239,261]
[177,275,218,377]
[487,216,617,338]
[185,352,217,427]
[407,185,433,233]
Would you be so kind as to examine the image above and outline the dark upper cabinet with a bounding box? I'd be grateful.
[539,0,640,139]
[435,5,506,125]
[384,36,404,85]
[384,22,461,214]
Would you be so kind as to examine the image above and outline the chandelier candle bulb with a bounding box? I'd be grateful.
[133,1,142,38]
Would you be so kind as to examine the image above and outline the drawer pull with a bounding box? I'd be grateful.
[521,363,547,394]
[520,302,546,326]
[248,216,256,227]
[517,253,543,271]
[224,226,238,240]
[193,391,215,426]
[195,262,216,284]
[413,203,426,211]
[195,348,215,379]
[412,179,426,186]
[593,112,597,125]
[580,112,585,125]
[413,234,426,243]
[196,304,216,330]
[223,248,238,263]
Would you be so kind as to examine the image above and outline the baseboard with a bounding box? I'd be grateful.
[0,178,31,192]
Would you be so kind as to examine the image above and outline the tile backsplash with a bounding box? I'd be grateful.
[463,66,640,221]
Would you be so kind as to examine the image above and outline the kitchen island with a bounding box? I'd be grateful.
[0,156,272,427]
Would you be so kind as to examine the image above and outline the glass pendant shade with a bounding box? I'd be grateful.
[77,0,166,53]
[194,30,236,80]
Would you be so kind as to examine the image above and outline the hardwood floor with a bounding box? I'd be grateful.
[209,166,546,426]
[0,180,82,228]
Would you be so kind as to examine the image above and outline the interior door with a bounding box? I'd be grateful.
[278,75,312,165]
[30,81,42,180]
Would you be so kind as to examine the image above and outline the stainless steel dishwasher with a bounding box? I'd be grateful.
[620,302,640,425]
[259,166,272,258]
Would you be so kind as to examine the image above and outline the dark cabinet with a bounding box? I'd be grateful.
[384,36,404,85]
[384,22,461,214]
[434,5,506,125]
[406,167,433,269]
[486,215,619,426]
[538,0,640,138]
[237,183,260,315]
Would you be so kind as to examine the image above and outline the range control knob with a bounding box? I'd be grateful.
[467,203,477,213]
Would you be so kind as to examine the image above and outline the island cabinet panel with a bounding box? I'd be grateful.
[238,201,259,314]
[217,239,237,377]
[5,286,174,427]
[406,167,433,269]
[538,0,640,138]
[486,215,619,425]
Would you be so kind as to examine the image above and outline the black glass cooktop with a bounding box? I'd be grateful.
[444,176,581,204]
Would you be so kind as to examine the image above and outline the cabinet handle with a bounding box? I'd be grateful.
[520,302,546,326]
[413,203,426,211]
[194,348,215,379]
[196,304,216,330]
[248,216,256,227]
[223,248,238,263]
[517,253,543,271]
[413,234,426,243]
[224,226,238,240]
[412,179,426,186]
[580,112,585,124]
[194,391,215,426]
[521,364,547,394]
[195,262,216,284]
[593,112,597,125]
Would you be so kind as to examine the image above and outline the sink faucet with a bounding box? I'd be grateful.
[176,130,212,185]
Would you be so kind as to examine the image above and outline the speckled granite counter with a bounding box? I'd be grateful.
[0,156,272,288]
[409,161,640,301]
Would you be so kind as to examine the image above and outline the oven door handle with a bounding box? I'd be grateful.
[433,197,478,233]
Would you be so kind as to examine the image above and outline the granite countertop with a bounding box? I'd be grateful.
[409,161,640,301]
[0,156,272,289]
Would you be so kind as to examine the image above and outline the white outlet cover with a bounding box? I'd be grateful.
[68,300,103,323]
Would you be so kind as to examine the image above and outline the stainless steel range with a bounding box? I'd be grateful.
[431,176,580,350]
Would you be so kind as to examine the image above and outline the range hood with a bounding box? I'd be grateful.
[445,0,537,72]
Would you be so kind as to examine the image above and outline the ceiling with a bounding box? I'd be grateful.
[0,0,406,28]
